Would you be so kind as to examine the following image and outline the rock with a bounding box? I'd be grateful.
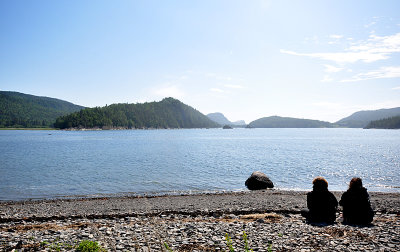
[223,125,233,129]
[245,171,274,190]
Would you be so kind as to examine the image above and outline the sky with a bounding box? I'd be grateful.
[1,0,400,123]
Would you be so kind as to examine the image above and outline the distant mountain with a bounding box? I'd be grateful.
[0,91,85,128]
[364,116,400,129]
[248,116,333,128]
[232,120,246,126]
[336,107,400,128]
[55,97,220,129]
[207,112,246,127]
[207,112,231,126]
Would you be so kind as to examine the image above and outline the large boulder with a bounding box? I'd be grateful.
[245,171,274,190]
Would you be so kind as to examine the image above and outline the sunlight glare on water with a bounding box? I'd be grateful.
[0,128,399,200]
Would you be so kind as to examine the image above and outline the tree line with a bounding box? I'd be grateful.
[0,91,83,128]
[54,98,219,129]
[364,116,400,129]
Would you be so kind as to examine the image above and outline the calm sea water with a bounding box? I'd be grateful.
[0,128,399,200]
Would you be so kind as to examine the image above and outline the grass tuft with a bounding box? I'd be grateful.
[76,240,105,252]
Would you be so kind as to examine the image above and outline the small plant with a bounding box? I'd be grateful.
[242,231,253,252]
[40,241,50,246]
[76,240,105,252]
[50,243,62,251]
[225,231,254,252]
[225,233,235,252]
[164,242,173,252]
[39,240,76,251]
[267,241,273,252]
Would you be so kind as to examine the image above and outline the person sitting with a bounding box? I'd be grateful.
[339,177,374,225]
[301,177,338,223]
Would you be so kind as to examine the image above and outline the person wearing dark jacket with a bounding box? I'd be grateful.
[301,177,338,223]
[340,177,374,225]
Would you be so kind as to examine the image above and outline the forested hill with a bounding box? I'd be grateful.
[248,116,334,128]
[54,98,220,129]
[0,91,84,128]
[336,107,400,128]
[364,116,400,129]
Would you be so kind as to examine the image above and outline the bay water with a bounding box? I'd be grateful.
[0,128,399,201]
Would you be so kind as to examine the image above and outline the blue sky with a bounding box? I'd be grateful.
[1,0,399,123]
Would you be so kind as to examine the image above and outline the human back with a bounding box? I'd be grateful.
[304,177,338,223]
[340,177,374,225]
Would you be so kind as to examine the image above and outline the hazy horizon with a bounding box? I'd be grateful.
[1,0,399,123]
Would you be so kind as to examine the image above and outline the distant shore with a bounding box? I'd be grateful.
[0,127,56,130]
[1,190,399,251]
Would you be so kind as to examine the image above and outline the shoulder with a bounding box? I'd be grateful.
[326,191,336,197]
[341,190,349,198]
[328,191,338,201]
[360,187,370,197]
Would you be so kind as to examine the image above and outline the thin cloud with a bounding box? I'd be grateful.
[224,84,244,89]
[216,76,233,81]
[342,66,400,82]
[364,21,376,28]
[205,73,235,81]
[321,75,333,82]
[392,86,400,90]
[280,49,388,64]
[348,33,400,55]
[312,100,400,118]
[210,88,224,93]
[329,34,343,39]
[324,64,344,73]
[281,32,400,64]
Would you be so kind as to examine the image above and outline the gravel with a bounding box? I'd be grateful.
[1,190,399,251]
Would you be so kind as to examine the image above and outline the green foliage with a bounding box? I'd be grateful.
[164,242,173,252]
[39,239,104,252]
[242,231,253,252]
[248,116,333,128]
[225,231,255,252]
[267,241,273,252]
[0,91,84,128]
[39,240,75,251]
[76,240,105,252]
[225,233,235,252]
[364,115,400,129]
[40,241,50,246]
[54,97,219,129]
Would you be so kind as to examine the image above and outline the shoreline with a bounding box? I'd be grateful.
[2,186,400,203]
[1,190,399,251]
[0,128,56,130]
[1,190,399,219]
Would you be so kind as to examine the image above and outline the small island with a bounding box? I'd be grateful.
[222,125,233,129]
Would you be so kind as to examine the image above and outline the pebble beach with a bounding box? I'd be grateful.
[1,190,399,251]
